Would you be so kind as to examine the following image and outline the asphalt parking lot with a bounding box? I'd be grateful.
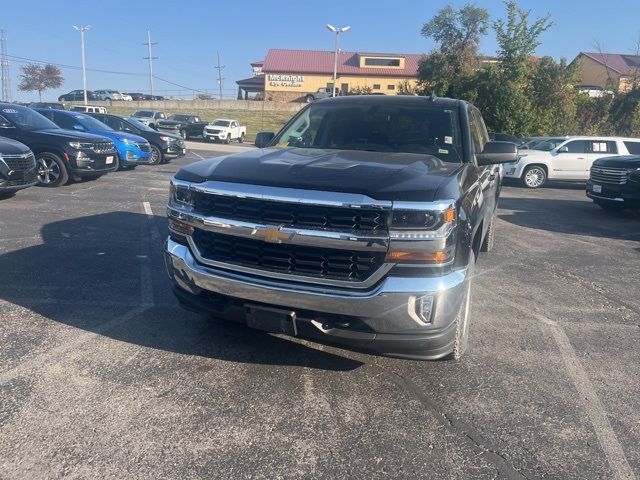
[1,143,639,479]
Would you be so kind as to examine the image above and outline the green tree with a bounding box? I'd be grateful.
[17,63,64,102]
[418,5,489,97]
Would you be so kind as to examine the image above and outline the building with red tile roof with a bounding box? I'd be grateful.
[572,52,640,93]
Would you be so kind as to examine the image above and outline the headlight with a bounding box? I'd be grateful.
[159,136,172,142]
[119,137,138,147]
[169,182,194,209]
[387,205,457,264]
[68,141,94,149]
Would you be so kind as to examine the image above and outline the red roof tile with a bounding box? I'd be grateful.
[263,49,422,77]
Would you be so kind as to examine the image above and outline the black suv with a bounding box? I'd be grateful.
[58,90,98,102]
[88,113,185,164]
[0,136,38,197]
[157,114,208,139]
[0,103,117,187]
[587,155,640,210]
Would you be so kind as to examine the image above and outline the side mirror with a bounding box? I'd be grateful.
[255,131,275,148]
[476,141,518,165]
[557,146,568,153]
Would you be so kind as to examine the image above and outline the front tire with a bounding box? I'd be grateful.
[224,134,231,144]
[36,152,69,187]
[522,165,547,188]
[149,145,163,165]
[239,133,245,143]
[447,251,475,361]
[480,215,496,252]
[180,129,187,139]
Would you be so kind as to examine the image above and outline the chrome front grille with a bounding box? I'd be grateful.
[92,142,115,154]
[590,167,628,184]
[192,192,389,233]
[192,229,385,282]
[2,152,36,171]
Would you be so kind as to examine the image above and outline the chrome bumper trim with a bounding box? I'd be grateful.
[165,238,468,333]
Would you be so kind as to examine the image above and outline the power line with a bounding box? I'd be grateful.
[1,30,11,102]
[5,53,146,76]
[143,31,158,96]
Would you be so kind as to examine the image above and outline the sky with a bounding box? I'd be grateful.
[2,0,640,102]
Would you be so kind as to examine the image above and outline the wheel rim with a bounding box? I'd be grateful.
[37,157,60,184]
[151,147,160,164]
[525,167,545,187]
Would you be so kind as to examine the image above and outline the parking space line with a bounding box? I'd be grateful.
[191,151,206,161]
[140,202,158,306]
[500,297,636,480]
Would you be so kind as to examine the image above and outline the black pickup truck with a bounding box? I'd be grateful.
[157,114,208,139]
[164,96,517,360]
[0,103,117,187]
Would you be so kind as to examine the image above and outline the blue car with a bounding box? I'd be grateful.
[35,108,152,169]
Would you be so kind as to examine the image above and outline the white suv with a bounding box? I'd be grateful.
[504,136,640,188]
[94,90,131,101]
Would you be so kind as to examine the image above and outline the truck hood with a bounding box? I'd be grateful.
[0,137,32,155]
[174,147,462,201]
[157,120,181,127]
[593,155,640,169]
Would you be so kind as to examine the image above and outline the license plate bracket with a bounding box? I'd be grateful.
[246,305,297,336]
[592,184,602,193]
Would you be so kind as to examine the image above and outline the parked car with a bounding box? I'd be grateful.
[36,109,152,170]
[69,105,108,114]
[0,137,38,197]
[88,113,186,165]
[131,110,166,129]
[587,155,640,211]
[202,119,246,143]
[58,90,98,102]
[165,95,517,360]
[503,136,640,188]
[28,102,66,110]
[123,92,145,101]
[305,87,333,103]
[157,114,208,139]
[0,103,116,187]
[94,90,131,101]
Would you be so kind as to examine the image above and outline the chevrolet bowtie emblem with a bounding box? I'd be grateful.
[258,225,294,244]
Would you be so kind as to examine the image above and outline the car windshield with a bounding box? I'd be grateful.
[126,117,156,132]
[0,104,59,130]
[213,120,230,127]
[133,111,154,118]
[169,115,189,121]
[271,102,463,162]
[532,138,566,151]
[72,113,114,131]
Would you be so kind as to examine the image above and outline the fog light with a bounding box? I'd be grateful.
[75,151,94,167]
[126,150,137,160]
[408,295,435,325]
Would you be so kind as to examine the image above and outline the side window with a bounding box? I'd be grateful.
[588,140,617,154]
[624,141,640,154]
[469,109,485,153]
[0,113,12,127]
[563,140,587,153]
[54,114,84,131]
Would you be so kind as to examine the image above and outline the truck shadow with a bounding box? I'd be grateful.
[0,211,362,372]
[497,197,640,241]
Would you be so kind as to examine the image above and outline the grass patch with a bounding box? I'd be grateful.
[107,106,294,141]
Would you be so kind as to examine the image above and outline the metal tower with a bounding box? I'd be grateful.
[1,29,11,102]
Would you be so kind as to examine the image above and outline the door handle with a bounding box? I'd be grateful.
[577,157,585,160]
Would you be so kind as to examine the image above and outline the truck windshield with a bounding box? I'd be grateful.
[126,118,156,132]
[0,104,59,131]
[272,102,463,162]
[213,120,230,127]
[169,115,189,121]
[133,111,153,117]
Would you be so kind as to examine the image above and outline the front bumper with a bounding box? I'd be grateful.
[68,150,118,177]
[203,130,227,141]
[164,238,468,359]
[502,160,525,179]
[586,179,640,207]
[0,169,38,192]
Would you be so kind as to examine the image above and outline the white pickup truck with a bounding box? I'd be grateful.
[203,119,247,144]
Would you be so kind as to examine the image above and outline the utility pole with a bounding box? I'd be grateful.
[215,50,225,100]
[143,31,158,97]
[73,25,91,105]
[0,29,11,103]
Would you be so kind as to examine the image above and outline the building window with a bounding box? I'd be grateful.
[364,58,401,67]
[373,84,380,90]
[387,84,396,90]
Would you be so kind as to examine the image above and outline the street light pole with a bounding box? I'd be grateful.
[326,24,350,97]
[73,25,91,105]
